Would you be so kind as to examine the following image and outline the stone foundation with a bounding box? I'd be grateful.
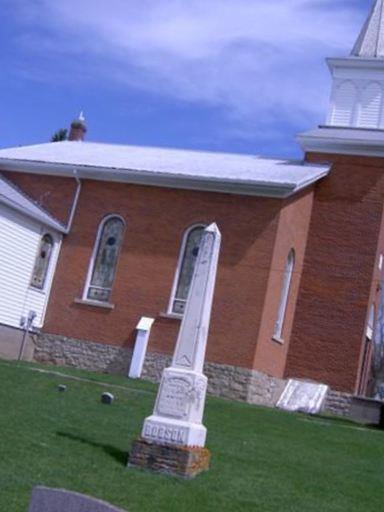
[30,332,380,419]
[32,332,285,406]
[33,333,133,374]
[128,438,211,478]
[323,392,384,426]
[323,390,354,417]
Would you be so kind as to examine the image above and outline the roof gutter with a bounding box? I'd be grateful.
[0,158,329,199]
[64,173,81,234]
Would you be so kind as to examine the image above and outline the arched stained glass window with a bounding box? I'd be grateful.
[169,224,205,315]
[86,216,125,303]
[273,249,295,341]
[31,234,54,290]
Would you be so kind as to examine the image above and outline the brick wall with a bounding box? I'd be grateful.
[10,175,291,372]
[5,162,378,394]
[253,189,314,378]
[2,171,78,226]
[286,153,384,393]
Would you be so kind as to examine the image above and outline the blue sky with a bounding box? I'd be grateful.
[0,0,369,157]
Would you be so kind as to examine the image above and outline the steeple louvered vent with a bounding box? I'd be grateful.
[326,1,384,129]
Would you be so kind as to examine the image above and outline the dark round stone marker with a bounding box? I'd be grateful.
[101,392,114,404]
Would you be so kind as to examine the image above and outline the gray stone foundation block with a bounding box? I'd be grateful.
[32,333,285,406]
[348,396,384,425]
[33,333,132,375]
[34,332,381,417]
[323,390,354,417]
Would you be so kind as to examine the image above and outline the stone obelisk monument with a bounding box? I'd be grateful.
[129,223,221,477]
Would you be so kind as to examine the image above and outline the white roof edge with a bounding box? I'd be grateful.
[0,175,66,233]
[0,158,329,199]
[297,126,384,157]
[326,57,384,71]
[0,193,66,232]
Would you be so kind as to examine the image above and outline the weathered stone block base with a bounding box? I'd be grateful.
[128,438,211,478]
[323,391,384,426]
[29,331,380,420]
[32,332,286,406]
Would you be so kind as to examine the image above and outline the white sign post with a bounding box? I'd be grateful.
[128,317,155,379]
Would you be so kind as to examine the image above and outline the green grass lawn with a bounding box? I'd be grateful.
[1,360,384,512]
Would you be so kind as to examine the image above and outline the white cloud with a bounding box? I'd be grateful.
[8,0,366,137]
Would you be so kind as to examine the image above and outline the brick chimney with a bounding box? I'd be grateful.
[68,111,87,141]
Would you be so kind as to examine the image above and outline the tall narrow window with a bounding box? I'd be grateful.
[31,233,54,290]
[273,249,295,341]
[169,224,205,315]
[85,216,125,303]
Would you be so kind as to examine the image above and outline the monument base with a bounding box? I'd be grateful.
[128,438,211,478]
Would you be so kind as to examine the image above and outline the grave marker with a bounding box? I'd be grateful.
[129,223,221,477]
[28,486,127,512]
[277,379,329,415]
[101,392,114,405]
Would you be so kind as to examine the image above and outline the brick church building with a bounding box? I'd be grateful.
[0,1,383,404]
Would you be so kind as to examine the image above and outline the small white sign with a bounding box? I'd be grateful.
[136,317,155,332]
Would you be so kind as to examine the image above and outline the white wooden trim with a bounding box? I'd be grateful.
[273,249,295,342]
[74,298,115,310]
[29,232,55,291]
[38,231,62,327]
[167,223,206,315]
[298,126,384,157]
[82,214,125,303]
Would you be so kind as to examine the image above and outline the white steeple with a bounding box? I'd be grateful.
[352,0,384,58]
[326,0,384,129]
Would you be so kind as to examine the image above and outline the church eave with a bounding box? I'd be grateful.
[298,126,384,158]
[0,158,329,199]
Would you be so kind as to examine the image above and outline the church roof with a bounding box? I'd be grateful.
[351,0,384,58]
[0,141,329,199]
[0,174,66,232]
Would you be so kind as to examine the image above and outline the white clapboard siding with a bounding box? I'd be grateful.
[359,82,383,128]
[331,80,357,127]
[0,203,61,329]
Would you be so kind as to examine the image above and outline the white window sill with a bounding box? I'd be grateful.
[159,312,183,321]
[28,286,46,295]
[74,298,115,310]
[272,335,284,345]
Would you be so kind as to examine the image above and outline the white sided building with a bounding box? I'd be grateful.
[0,174,65,359]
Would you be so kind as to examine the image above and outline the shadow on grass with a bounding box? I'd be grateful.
[56,431,128,466]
